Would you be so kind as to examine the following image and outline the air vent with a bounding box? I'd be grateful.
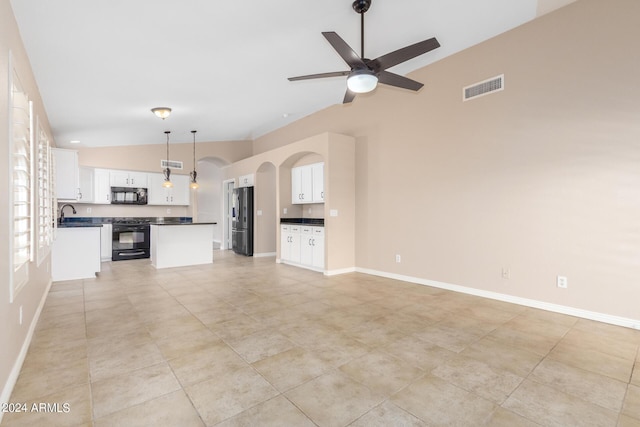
[161,159,183,169]
[463,74,504,101]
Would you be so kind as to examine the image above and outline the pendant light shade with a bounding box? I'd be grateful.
[162,131,173,188]
[190,130,199,190]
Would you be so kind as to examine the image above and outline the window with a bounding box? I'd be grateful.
[9,62,33,300]
[37,121,53,265]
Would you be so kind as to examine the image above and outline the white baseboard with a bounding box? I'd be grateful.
[254,252,276,258]
[325,267,357,276]
[0,279,53,421]
[356,267,640,330]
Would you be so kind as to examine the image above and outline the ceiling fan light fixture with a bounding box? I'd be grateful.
[347,69,378,93]
[151,107,172,120]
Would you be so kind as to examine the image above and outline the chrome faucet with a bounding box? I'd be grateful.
[59,204,76,224]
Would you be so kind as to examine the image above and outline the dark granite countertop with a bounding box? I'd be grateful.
[60,216,193,225]
[57,223,103,228]
[280,218,324,226]
[151,222,217,226]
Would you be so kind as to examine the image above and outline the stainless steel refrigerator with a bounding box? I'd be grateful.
[231,186,254,256]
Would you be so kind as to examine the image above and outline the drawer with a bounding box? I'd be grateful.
[313,227,325,237]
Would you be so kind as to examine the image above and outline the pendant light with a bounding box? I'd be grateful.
[189,130,199,189]
[162,131,173,188]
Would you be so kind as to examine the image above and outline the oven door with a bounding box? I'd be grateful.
[112,225,150,260]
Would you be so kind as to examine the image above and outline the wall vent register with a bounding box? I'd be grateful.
[161,159,183,170]
[463,74,504,101]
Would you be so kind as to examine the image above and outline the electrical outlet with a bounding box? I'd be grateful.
[557,275,568,288]
[395,254,401,263]
[86,207,92,214]
[283,208,288,214]
[166,208,171,214]
[502,268,510,279]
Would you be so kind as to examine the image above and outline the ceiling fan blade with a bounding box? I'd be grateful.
[343,89,356,104]
[288,71,350,81]
[322,31,366,69]
[378,71,424,91]
[368,37,440,72]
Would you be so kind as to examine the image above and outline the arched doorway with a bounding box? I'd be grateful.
[195,157,229,249]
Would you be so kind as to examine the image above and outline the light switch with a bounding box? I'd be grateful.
[330,209,338,217]
[257,210,263,216]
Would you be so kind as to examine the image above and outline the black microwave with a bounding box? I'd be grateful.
[110,187,148,205]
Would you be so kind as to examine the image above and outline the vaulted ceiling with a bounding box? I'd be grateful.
[10,0,573,148]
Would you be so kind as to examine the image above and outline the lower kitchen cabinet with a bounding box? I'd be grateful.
[280,224,324,271]
[300,226,324,269]
[280,224,301,264]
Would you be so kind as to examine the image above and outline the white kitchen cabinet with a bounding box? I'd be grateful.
[292,162,324,204]
[100,223,112,261]
[110,170,148,188]
[147,173,190,205]
[311,162,325,202]
[78,167,94,203]
[93,168,111,204]
[300,226,324,269]
[238,173,254,187]
[291,166,313,204]
[280,224,301,264]
[281,224,324,270]
[52,148,79,201]
[52,226,101,281]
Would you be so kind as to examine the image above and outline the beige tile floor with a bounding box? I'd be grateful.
[3,250,640,426]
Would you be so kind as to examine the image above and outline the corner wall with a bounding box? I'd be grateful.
[252,0,640,325]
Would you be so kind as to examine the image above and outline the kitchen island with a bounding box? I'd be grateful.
[150,222,217,269]
[52,224,102,281]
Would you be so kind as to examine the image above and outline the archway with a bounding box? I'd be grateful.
[194,156,229,249]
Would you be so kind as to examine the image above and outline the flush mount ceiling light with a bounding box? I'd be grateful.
[162,131,173,188]
[151,107,172,120]
[189,130,199,190]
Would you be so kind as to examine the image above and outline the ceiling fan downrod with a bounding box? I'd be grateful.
[352,0,371,59]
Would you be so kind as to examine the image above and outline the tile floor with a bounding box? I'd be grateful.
[3,251,640,426]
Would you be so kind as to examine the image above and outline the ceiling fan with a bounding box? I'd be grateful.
[288,0,440,104]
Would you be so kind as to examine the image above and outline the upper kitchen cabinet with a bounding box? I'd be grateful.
[93,168,111,204]
[292,162,324,204]
[147,173,190,205]
[311,162,324,202]
[109,170,148,188]
[78,167,94,203]
[52,148,79,201]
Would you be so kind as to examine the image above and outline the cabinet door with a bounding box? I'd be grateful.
[100,224,112,261]
[128,172,148,188]
[109,171,129,187]
[78,167,94,203]
[292,166,313,204]
[280,225,290,261]
[147,173,169,205]
[169,175,190,205]
[52,148,79,200]
[300,227,314,266]
[289,226,301,263]
[311,227,325,269]
[312,163,324,203]
[94,169,111,204]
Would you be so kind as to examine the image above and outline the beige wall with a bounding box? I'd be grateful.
[0,0,57,410]
[225,132,356,272]
[252,0,640,322]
